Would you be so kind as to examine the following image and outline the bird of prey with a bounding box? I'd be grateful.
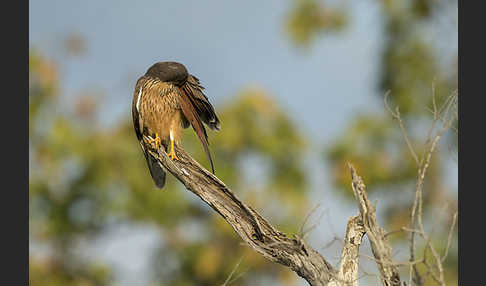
[132,61,220,188]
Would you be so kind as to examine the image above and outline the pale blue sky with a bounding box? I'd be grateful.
[29,1,437,285]
[29,0,383,141]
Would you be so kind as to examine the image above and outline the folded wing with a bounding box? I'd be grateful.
[179,75,220,174]
[132,81,166,189]
[185,75,220,131]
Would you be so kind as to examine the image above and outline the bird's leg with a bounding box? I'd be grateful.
[147,133,161,150]
[168,130,179,161]
[168,138,179,161]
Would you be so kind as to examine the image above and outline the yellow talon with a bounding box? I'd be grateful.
[168,138,179,161]
[148,133,161,150]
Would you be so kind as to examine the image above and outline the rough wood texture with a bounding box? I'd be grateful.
[348,163,401,286]
[331,215,365,286]
[145,138,338,286]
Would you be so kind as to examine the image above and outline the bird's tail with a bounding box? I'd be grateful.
[141,143,166,189]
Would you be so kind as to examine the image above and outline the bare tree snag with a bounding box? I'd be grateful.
[348,163,401,286]
[330,215,365,286]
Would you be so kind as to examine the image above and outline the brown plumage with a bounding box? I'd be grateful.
[132,62,220,188]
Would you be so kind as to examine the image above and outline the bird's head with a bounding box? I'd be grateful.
[145,61,188,86]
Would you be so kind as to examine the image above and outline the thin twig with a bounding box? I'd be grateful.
[300,202,323,239]
[384,91,420,166]
[222,255,246,286]
[442,211,458,263]
[406,90,458,286]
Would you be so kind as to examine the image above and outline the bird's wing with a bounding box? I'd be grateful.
[132,80,166,189]
[132,84,144,141]
[178,81,216,174]
[183,75,220,131]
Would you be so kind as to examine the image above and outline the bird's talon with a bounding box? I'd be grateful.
[148,133,161,150]
[168,150,179,161]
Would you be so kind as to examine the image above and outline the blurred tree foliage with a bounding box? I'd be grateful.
[285,0,348,47]
[30,47,311,284]
[285,0,457,285]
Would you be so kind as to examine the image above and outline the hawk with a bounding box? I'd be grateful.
[132,61,220,188]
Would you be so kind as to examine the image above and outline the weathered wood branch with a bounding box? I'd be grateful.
[146,140,337,286]
[330,215,365,286]
[144,136,397,285]
[348,163,401,286]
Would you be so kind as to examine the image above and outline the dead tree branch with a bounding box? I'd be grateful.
[145,140,339,286]
[348,163,401,286]
[409,91,458,286]
[385,89,458,286]
[331,215,365,286]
